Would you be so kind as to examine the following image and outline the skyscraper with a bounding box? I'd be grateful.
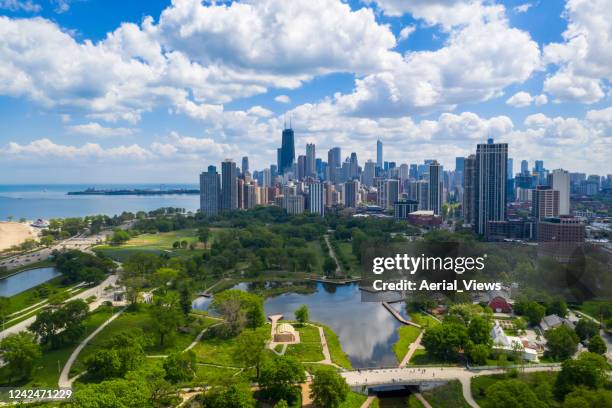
[327,147,341,183]
[279,127,295,174]
[376,139,383,168]
[241,156,249,176]
[349,152,359,180]
[507,158,513,180]
[309,182,325,215]
[427,161,443,215]
[463,155,476,225]
[306,143,316,178]
[344,180,359,208]
[455,157,465,173]
[532,186,560,219]
[521,160,529,175]
[221,159,238,211]
[297,155,307,180]
[475,139,507,235]
[200,165,220,216]
[362,160,376,187]
[548,169,570,215]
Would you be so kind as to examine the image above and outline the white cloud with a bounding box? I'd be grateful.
[0,0,41,12]
[506,91,533,107]
[505,91,548,107]
[274,95,291,104]
[398,25,416,42]
[514,3,533,14]
[543,0,612,103]
[68,122,136,137]
[246,106,273,118]
[2,138,152,160]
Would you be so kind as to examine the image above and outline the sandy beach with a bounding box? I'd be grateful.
[0,222,38,251]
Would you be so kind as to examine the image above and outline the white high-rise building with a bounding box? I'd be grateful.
[548,169,570,215]
[309,182,325,216]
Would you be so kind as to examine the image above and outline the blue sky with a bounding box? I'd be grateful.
[0,0,610,183]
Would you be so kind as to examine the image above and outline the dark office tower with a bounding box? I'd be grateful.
[241,156,249,176]
[297,155,307,180]
[279,127,295,174]
[376,139,383,168]
[270,164,278,178]
[315,158,323,179]
[507,158,513,180]
[463,155,476,225]
[521,160,529,175]
[344,180,359,208]
[277,148,282,172]
[349,152,359,179]
[455,157,465,173]
[327,147,341,182]
[475,140,507,235]
[409,164,418,180]
[200,165,220,216]
[427,161,443,215]
[534,160,544,173]
[306,143,316,177]
[221,159,238,211]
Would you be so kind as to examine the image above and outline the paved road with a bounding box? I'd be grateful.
[0,274,119,340]
[324,235,342,275]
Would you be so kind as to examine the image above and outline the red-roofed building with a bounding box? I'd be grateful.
[488,296,512,313]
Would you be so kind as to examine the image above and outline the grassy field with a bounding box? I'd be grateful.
[0,306,116,387]
[336,242,361,276]
[338,391,368,408]
[317,323,353,369]
[5,275,73,315]
[392,325,421,361]
[94,229,208,261]
[417,380,470,408]
[285,324,324,362]
[192,326,270,368]
[306,240,328,276]
[71,307,217,375]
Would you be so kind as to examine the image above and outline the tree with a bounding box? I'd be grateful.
[29,299,89,348]
[40,235,54,247]
[0,296,11,328]
[178,284,192,317]
[587,335,606,355]
[0,332,42,382]
[422,322,469,361]
[71,378,153,408]
[310,367,350,408]
[545,325,579,361]
[234,329,268,378]
[523,302,546,325]
[85,349,122,380]
[554,352,608,399]
[211,290,265,335]
[323,257,337,277]
[197,227,211,248]
[198,383,256,408]
[274,400,289,408]
[563,388,612,408]
[468,315,492,345]
[295,305,309,325]
[110,230,130,245]
[259,356,306,402]
[575,319,599,341]
[468,343,491,366]
[546,298,568,317]
[482,379,547,408]
[105,330,146,374]
[149,296,183,346]
[163,350,196,383]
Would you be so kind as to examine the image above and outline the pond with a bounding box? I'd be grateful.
[0,267,61,297]
[193,281,405,368]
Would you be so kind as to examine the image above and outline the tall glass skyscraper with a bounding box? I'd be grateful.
[376,139,383,168]
[221,159,238,211]
[200,165,220,216]
[475,139,508,235]
[279,127,295,174]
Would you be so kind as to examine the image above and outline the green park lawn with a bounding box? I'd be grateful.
[94,228,223,261]
[191,326,270,368]
[285,324,324,362]
[71,307,218,375]
[417,380,470,408]
[318,323,353,369]
[0,305,117,388]
[336,241,361,276]
[4,275,72,315]
[392,325,421,361]
[338,391,368,408]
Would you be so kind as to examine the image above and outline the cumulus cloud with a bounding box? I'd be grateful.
[274,95,291,104]
[1,138,152,160]
[543,0,611,103]
[67,122,136,137]
[514,3,533,13]
[505,91,548,107]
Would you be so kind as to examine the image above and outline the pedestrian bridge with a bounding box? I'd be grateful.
[341,366,462,389]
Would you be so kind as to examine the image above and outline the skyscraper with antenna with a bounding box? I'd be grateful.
[279,115,295,175]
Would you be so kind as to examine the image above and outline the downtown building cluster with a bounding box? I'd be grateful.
[200,127,611,243]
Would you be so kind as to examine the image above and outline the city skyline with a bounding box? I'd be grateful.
[0,0,611,183]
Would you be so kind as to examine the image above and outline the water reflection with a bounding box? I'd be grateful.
[192,282,404,368]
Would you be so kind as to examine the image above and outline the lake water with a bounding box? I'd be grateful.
[0,267,62,297]
[193,282,404,368]
[0,184,200,220]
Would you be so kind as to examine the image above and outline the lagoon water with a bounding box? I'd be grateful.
[193,282,403,368]
[0,267,62,297]
[0,184,200,220]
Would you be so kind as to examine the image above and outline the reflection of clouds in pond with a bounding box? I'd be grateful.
[263,283,400,368]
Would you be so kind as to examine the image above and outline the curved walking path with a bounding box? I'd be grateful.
[58,305,127,388]
[324,235,342,275]
[399,331,424,367]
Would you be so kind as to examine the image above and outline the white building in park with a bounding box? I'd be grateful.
[491,321,539,362]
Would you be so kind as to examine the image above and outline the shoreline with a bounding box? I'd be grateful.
[0,221,39,252]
